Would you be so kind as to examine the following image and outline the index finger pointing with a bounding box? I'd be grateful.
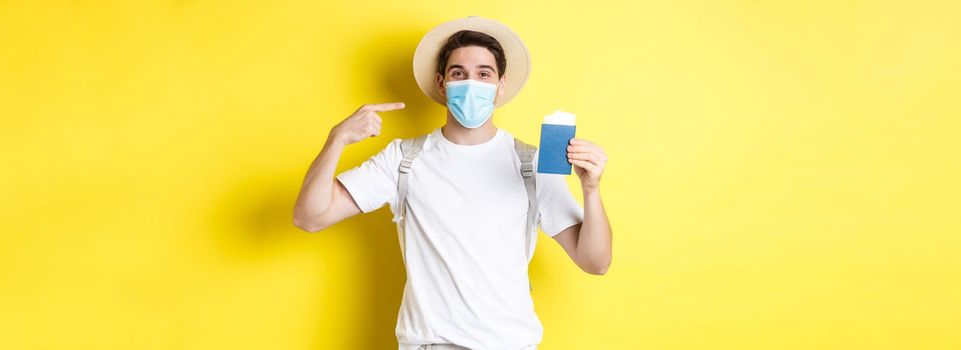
[366,102,406,112]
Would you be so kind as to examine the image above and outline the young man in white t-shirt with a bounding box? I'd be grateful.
[293,17,613,350]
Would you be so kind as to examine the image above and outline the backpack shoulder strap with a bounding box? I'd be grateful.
[393,134,428,265]
[513,137,539,291]
[394,134,428,224]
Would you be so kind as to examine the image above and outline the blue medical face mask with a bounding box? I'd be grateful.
[445,79,499,129]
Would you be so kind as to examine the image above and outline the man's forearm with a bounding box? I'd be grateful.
[294,136,346,222]
[293,102,402,230]
[576,187,613,274]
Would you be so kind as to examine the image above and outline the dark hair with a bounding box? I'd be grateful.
[436,30,507,78]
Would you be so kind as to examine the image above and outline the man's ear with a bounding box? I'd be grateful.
[497,75,506,97]
[436,73,446,98]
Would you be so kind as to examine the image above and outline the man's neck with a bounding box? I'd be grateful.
[441,111,498,145]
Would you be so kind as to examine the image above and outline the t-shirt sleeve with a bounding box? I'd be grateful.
[532,149,585,237]
[335,138,404,214]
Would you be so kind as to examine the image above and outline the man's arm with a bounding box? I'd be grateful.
[552,138,613,275]
[293,102,405,232]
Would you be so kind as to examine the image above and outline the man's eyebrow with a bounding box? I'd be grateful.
[446,64,497,73]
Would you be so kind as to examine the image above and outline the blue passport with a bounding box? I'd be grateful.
[537,111,577,175]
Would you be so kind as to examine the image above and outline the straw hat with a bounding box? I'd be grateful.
[412,16,531,108]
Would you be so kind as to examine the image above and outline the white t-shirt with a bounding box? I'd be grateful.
[336,127,584,350]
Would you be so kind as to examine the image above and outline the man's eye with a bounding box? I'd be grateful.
[452,71,464,77]
[480,72,490,78]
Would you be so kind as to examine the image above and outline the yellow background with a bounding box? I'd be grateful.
[2,0,960,349]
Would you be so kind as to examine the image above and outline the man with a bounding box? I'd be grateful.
[293,17,612,350]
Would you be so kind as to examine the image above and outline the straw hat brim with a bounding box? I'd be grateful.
[412,16,531,108]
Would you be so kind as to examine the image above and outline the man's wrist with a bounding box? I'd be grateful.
[325,132,347,148]
[582,183,601,197]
